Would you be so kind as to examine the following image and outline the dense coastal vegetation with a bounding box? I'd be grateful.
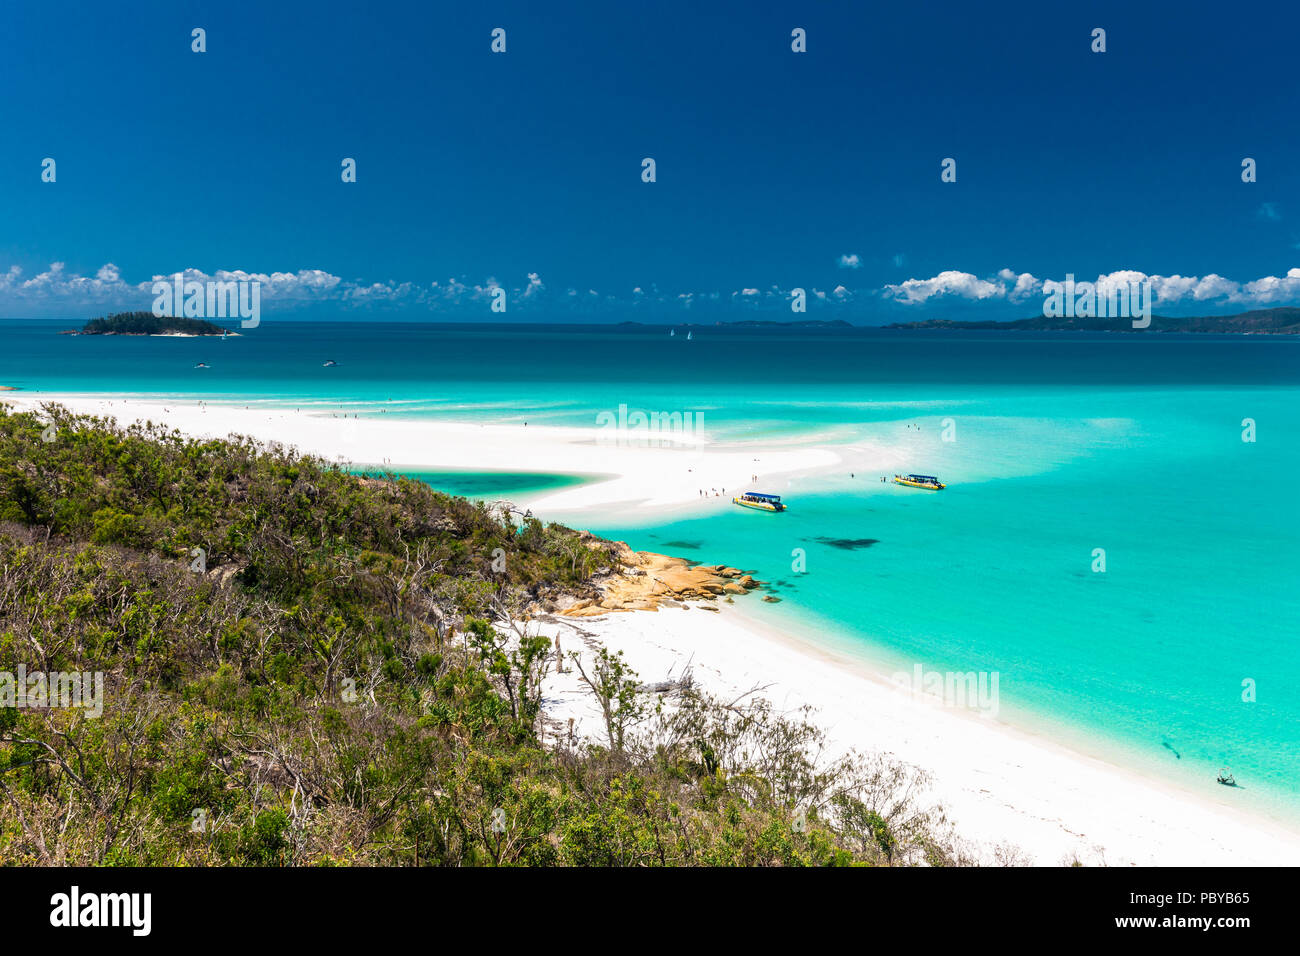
[70,312,230,336]
[0,404,971,866]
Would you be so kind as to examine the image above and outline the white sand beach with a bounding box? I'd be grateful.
[4,393,849,514]
[8,391,1300,865]
[539,603,1300,866]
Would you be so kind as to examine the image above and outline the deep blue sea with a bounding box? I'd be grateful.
[4,318,1298,821]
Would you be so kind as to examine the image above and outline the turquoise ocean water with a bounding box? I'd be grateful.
[4,319,1297,823]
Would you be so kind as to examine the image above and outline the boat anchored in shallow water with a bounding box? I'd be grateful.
[1217,767,1237,787]
[893,473,945,490]
[733,492,786,512]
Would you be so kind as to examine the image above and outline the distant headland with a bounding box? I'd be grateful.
[883,307,1300,334]
[617,319,854,329]
[61,312,237,336]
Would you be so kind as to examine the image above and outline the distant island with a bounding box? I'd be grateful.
[618,319,854,329]
[722,319,854,329]
[884,307,1300,334]
[63,311,235,336]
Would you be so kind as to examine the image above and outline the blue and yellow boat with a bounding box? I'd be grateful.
[732,492,787,512]
[893,474,945,490]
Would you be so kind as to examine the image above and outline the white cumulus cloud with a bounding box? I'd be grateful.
[0,262,558,314]
[886,267,1300,308]
[883,270,1005,304]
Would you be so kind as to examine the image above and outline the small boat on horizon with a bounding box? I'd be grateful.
[733,492,786,512]
[194,362,210,369]
[1217,767,1237,787]
[323,359,338,367]
[686,331,693,341]
[893,474,945,490]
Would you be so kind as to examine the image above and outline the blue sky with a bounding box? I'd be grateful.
[3,0,1299,321]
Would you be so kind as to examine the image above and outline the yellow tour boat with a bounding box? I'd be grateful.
[732,492,787,512]
[893,474,945,490]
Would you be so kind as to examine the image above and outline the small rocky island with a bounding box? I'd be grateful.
[63,311,234,336]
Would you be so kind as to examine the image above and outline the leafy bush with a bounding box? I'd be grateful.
[0,405,966,866]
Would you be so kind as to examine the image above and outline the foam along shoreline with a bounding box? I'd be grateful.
[1,393,849,514]
[538,598,1300,866]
